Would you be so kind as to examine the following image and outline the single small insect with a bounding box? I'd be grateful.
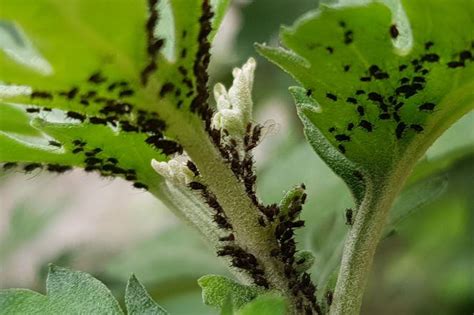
[66,111,86,122]
[419,102,435,111]
[345,208,354,225]
[186,160,199,176]
[410,124,424,132]
[3,162,17,170]
[159,82,175,97]
[31,91,53,99]
[390,24,399,39]
[335,134,351,142]
[24,163,42,173]
[359,120,373,132]
[326,46,334,54]
[306,89,313,96]
[133,182,148,190]
[395,122,407,139]
[189,181,206,190]
[346,97,357,104]
[88,72,106,84]
[48,140,62,147]
[326,93,337,101]
[343,65,350,72]
[26,107,41,113]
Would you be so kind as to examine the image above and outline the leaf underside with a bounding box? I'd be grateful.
[0,0,229,192]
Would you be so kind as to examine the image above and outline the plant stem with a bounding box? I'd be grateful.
[329,172,408,315]
[164,116,303,310]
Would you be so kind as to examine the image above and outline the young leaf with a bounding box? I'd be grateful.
[198,275,264,311]
[0,265,123,314]
[257,0,474,204]
[126,275,169,315]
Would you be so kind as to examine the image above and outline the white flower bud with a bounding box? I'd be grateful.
[211,57,256,140]
[151,154,195,185]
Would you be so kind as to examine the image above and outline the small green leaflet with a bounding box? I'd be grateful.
[0,265,168,315]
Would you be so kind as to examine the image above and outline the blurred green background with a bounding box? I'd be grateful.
[0,1,473,314]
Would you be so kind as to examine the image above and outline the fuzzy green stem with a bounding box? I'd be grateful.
[329,173,406,315]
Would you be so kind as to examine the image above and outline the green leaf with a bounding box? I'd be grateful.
[198,275,264,311]
[236,294,287,315]
[0,0,230,186]
[125,275,169,315]
[258,0,474,203]
[0,265,124,314]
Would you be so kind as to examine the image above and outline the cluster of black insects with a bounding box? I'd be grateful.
[2,161,72,174]
[187,162,271,289]
[71,139,148,189]
[307,21,474,155]
[270,185,322,314]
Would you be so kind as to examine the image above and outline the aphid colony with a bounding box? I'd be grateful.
[309,21,474,154]
[2,161,73,174]
[270,185,321,314]
[72,139,148,189]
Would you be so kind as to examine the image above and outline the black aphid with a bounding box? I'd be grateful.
[356,89,365,95]
[47,164,72,173]
[347,122,355,131]
[133,182,148,190]
[344,30,353,45]
[326,46,334,54]
[395,122,406,139]
[421,53,440,63]
[119,89,134,97]
[187,160,200,176]
[31,91,53,99]
[410,124,424,132]
[326,290,334,306]
[419,102,435,111]
[393,112,401,122]
[3,162,17,170]
[26,107,41,113]
[48,140,62,147]
[357,106,365,116]
[189,181,206,190]
[359,120,373,132]
[424,41,434,50]
[346,97,357,104]
[88,72,106,84]
[85,157,101,165]
[368,92,383,102]
[107,157,118,164]
[24,163,42,172]
[326,93,337,101]
[343,64,351,72]
[67,111,86,122]
[460,50,472,61]
[306,89,312,96]
[447,61,464,68]
[379,113,391,120]
[389,24,399,39]
[89,117,108,125]
[335,134,351,142]
[159,82,175,97]
[345,208,353,225]
[399,64,408,71]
